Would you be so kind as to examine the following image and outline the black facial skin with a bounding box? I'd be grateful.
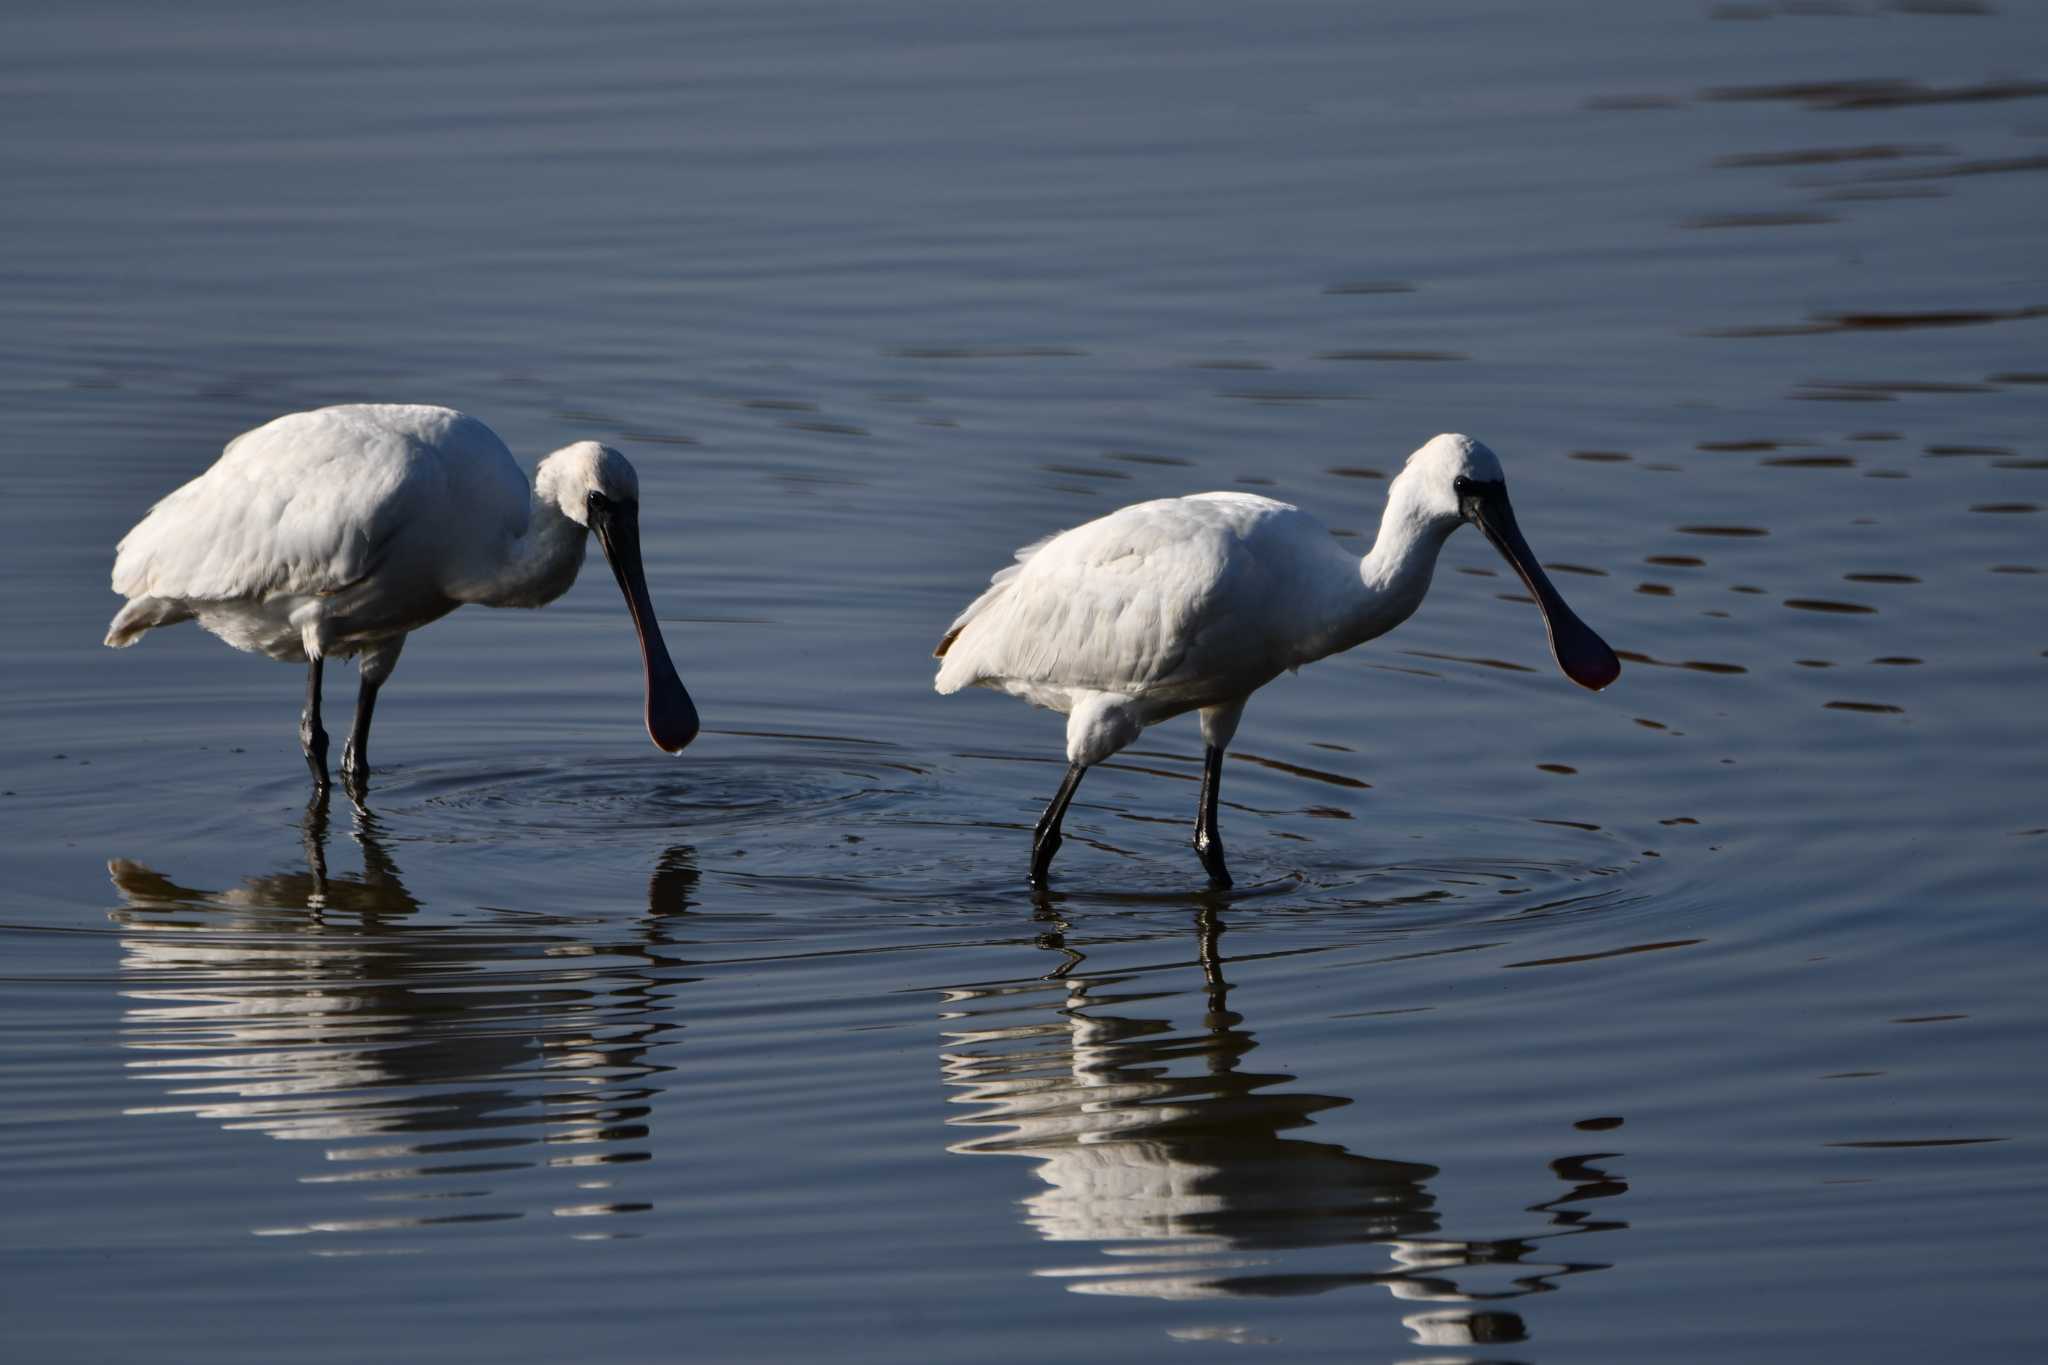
[1455,476,1622,692]
[588,491,701,752]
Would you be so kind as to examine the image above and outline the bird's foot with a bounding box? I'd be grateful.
[340,743,370,805]
[1194,835,1232,889]
[301,716,330,790]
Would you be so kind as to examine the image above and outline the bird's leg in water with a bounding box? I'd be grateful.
[1193,744,1231,887]
[1030,764,1088,887]
[340,637,402,803]
[300,657,329,790]
[340,673,384,802]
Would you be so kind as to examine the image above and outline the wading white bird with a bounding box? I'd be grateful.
[106,404,698,796]
[934,434,1619,887]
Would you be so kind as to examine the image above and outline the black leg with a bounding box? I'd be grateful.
[1029,763,1088,887]
[300,657,329,791]
[340,672,383,802]
[1193,744,1232,888]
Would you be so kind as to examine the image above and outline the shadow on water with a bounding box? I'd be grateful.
[937,909,1625,1349]
[106,794,699,1244]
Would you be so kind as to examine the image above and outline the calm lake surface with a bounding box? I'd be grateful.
[4,3,2044,1360]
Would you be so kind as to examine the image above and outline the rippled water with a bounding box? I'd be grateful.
[4,2,2044,1361]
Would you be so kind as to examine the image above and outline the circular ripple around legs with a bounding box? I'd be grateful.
[368,748,916,843]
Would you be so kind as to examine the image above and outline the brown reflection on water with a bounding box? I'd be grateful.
[887,344,1088,359]
[1761,454,1857,468]
[1321,280,1415,295]
[1700,77,2048,110]
[1614,650,1749,676]
[108,799,695,1243]
[1217,387,1367,405]
[1401,649,1539,674]
[1797,379,1996,398]
[1229,751,1371,790]
[1783,597,1877,614]
[1701,305,2048,338]
[1711,143,1952,169]
[1861,152,2048,183]
[1108,451,1195,468]
[1822,184,1948,202]
[1681,211,1837,229]
[938,912,1623,1322]
[1584,92,1683,111]
[1317,349,1469,363]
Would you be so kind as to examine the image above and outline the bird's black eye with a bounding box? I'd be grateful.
[1453,476,1472,496]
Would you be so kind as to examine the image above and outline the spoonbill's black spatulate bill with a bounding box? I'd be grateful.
[106,404,699,797]
[934,433,1620,887]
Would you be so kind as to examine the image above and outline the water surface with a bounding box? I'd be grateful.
[3,3,2044,1361]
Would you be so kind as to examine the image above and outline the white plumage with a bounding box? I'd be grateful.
[938,493,1365,754]
[107,404,698,795]
[936,433,1620,887]
[110,406,530,653]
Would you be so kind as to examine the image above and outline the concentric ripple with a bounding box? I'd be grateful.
[370,736,924,844]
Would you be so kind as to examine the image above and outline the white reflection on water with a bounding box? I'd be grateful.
[940,909,1624,1343]
[106,798,693,1239]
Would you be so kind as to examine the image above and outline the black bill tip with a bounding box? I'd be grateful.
[590,494,701,753]
[645,681,700,753]
[1464,481,1622,693]
[1549,610,1623,692]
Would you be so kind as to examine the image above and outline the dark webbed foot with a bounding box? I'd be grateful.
[340,744,369,802]
[301,715,330,789]
[1194,832,1232,889]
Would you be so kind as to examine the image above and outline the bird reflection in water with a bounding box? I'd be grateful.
[940,907,1627,1348]
[107,795,698,1242]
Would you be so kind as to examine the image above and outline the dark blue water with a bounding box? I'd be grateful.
[3,3,2044,1360]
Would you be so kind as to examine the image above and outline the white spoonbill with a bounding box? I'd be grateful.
[105,404,699,796]
[934,433,1619,887]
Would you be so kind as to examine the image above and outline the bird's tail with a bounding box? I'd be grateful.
[105,596,194,647]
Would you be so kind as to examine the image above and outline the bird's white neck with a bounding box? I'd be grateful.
[1320,477,1460,659]
[464,491,590,607]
